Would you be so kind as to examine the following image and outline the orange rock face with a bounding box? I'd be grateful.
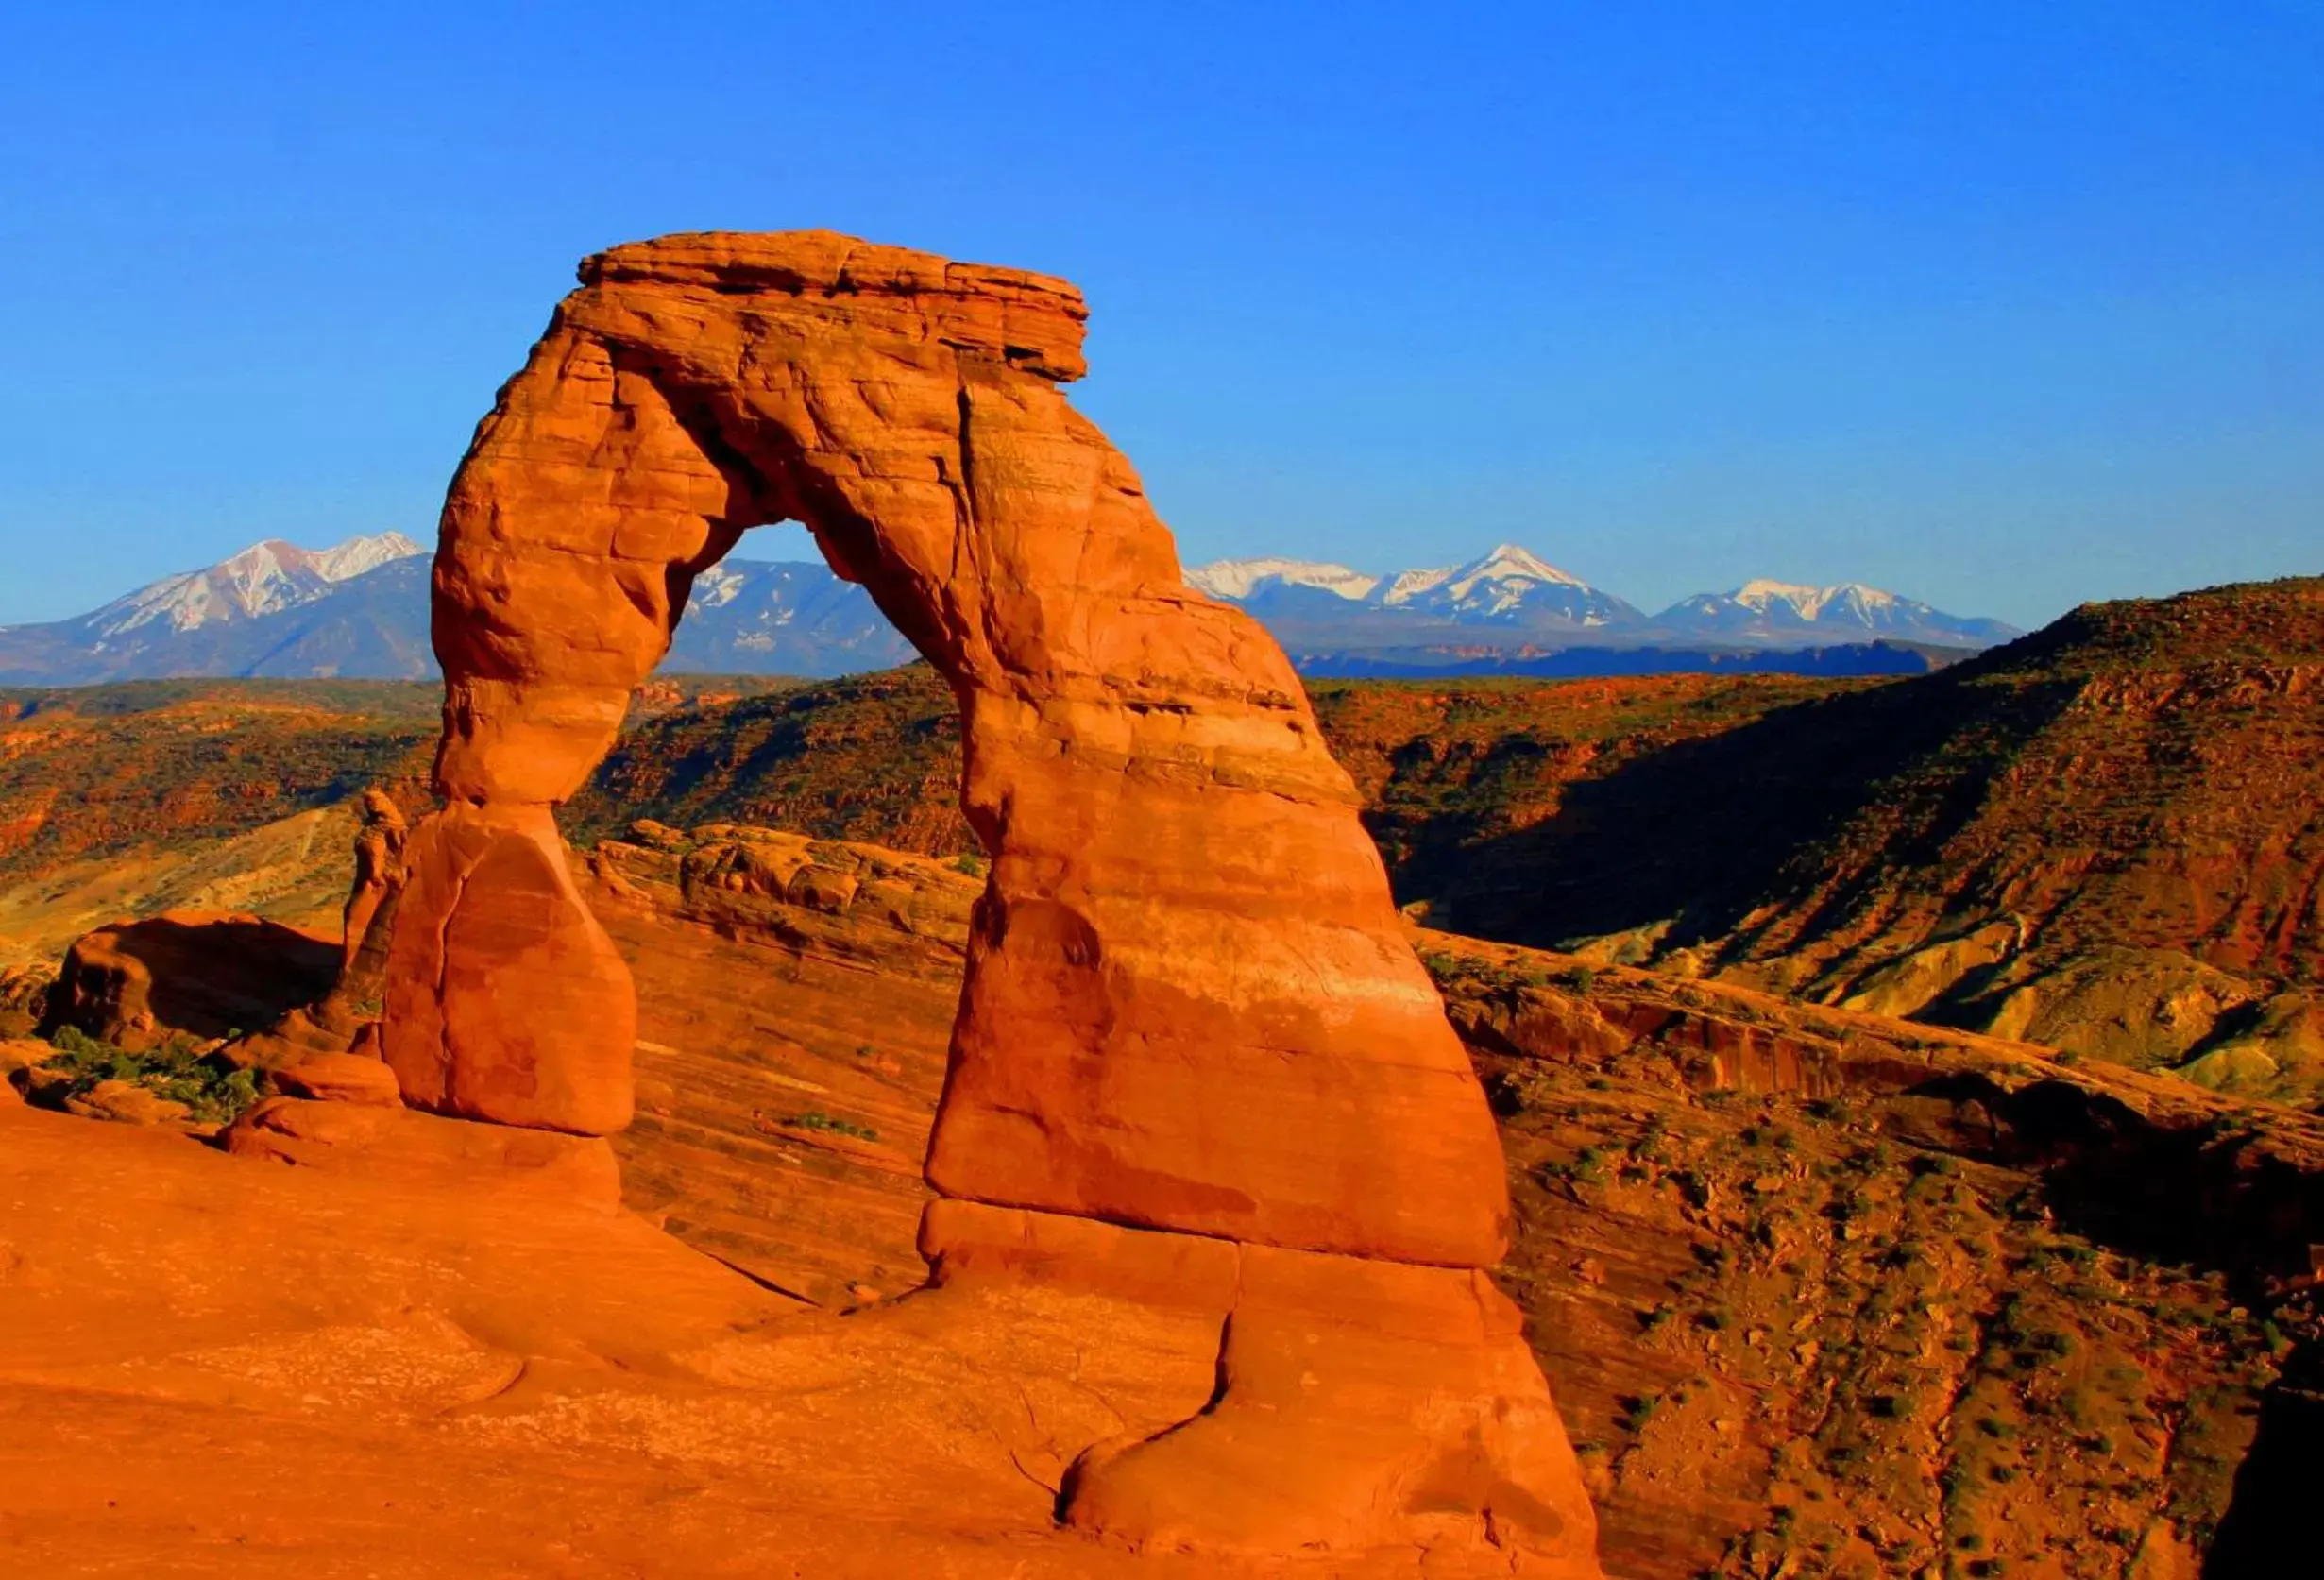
[380,230,1598,1568]
[385,804,635,1133]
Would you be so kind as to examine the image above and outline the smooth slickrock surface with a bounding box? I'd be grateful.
[13,831,2318,1573]
[0,1102,1571,1578]
[372,229,1600,1566]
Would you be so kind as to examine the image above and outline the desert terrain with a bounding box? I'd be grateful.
[7,577,2320,1576]
[1,229,2316,1579]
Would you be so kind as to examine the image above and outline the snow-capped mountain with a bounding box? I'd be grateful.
[0,535,909,685]
[666,561,916,674]
[85,533,426,639]
[1181,542,2019,666]
[1189,544,1644,632]
[1371,544,1644,628]
[1,531,2017,688]
[1654,579,2020,647]
[1184,557,1382,603]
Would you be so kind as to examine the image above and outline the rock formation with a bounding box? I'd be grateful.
[0,963,50,1038]
[42,911,340,1051]
[341,788,409,976]
[229,786,416,1069]
[377,230,1600,1567]
[11,817,2313,1572]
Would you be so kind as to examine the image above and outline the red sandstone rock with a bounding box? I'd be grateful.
[222,1096,622,1209]
[387,229,1505,1254]
[46,911,339,1053]
[401,229,1503,1253]
[229,785,419,1071]
[383,804,634,1134]
[0,964,50,1037]
[64,1079,193,1127]
[341,788,408,977]
[0,1037,52,1078]
[377,229,1596,1566]
[275,1051,401,1107]
[578,825,972,1306]
[922,1198,1598,1566]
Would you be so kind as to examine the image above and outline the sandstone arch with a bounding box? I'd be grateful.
[381,231,1600,1569]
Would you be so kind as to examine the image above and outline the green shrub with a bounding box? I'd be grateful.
[34,1026,263,1124]
[786,1110,881,1143]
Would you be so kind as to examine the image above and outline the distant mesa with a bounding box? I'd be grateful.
[3,531,2016,687]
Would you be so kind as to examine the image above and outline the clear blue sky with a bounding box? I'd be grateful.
[2,1,2317,629]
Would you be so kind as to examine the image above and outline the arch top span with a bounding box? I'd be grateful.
[578,229,1093,382]
[427,228,1322,814]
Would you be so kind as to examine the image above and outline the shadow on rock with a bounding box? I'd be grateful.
[42,911,340,1050]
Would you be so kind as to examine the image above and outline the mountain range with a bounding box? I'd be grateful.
[0,535,2017,686]
[0,538,439,686]
[1186,543,2018,650]
[0,535,917,685]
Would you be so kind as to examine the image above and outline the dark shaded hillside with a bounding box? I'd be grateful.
[1424,578,2324,1098]
[1308,671,1881,889]
[561,665,1864,872]
[1400,663,2080,945]
[567,667,973,855]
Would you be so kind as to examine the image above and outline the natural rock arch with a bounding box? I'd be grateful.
[381,231,1600,1568]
